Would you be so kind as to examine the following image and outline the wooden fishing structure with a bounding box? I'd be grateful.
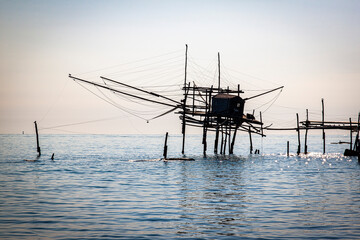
[266,99,360,157]
[69,45,283,156]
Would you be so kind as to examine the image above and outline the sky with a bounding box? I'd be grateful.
[0,0,359,135]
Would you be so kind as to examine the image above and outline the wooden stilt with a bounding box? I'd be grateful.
[228,122,231,154]
[223,119,229,154]
[230,124,238,154]
[322,98,325,154]
[249,127,253,154]
[220,126,224,155]
[34,121,41,157]
[163,132,168,159]
[181,45,188,155]
[296,113,300,155]
[202,125,207,157]
[304,109,309,154]
[214,118,220,154]
[202,90,209,157]
[349,118,352,151]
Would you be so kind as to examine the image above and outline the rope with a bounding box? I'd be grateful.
[75,49,184,76]
[74,80,149,121]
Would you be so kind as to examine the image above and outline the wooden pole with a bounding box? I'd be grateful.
[322,98,325,154]
[287,141,290,157]
[260,111,263,137]
[228,122,231,154]
[296,113,300,155]
[218,52,221,91]
[249,126,253,154]
[202,90,208,157]
[181,45,188,155]
[220,126,224,154]
[230,125,238,154]
[349,118,352,151]
[163,132,168,159]
[192,82,195,116]
[223,120,228,154]
[34,121,41,157]
[304,109,309,154]
[356,113,360,152]
[214,117,220,154]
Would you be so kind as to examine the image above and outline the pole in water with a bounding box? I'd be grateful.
[322,98,325,154]
[163,132,168,159]
[349,118,352,151]
[34,121,41,157]
[181,45,188,155]
[287,141,290,157]
[296,113,300,155]
[304,109,309,154]
[248,127,253,154]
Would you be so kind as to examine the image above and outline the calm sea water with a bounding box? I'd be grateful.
[0,134,359,239]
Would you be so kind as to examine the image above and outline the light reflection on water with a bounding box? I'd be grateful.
[0,134,359,239]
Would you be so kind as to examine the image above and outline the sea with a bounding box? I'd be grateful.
[0,133,359,239]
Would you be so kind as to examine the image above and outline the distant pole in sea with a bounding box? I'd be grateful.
[163,132,168,159]
[296,113,300,155]
[349,118,353,151]
[287,141,290,157]
[34,121,41,157]
[322,98,326,154]
[304,109,309,154]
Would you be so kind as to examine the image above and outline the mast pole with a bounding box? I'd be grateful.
[218,52,221,91]
[181,44,188,154]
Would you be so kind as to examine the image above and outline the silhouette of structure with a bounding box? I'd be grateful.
[69,45,283,156]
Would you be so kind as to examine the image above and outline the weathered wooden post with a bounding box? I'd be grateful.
[230,124,238,154]
[304,109,309,154]
[260,111,263,137]
[322,98,326,154]
[223,119,228,154]
[181,45,188,155]
[349,118,352,151]
[287,141,290,157]
[163,132,168,159]
[214,118,220,154]
[248,127,253,154]
[202,90,208,157]
[296,113,300,155]
[34,121,41,157]
[228,123,232,154]
[220,126,224,154]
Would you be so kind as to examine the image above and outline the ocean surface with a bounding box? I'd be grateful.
[0,133,359,239]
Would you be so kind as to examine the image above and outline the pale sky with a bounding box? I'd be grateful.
[0,0,359,134]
